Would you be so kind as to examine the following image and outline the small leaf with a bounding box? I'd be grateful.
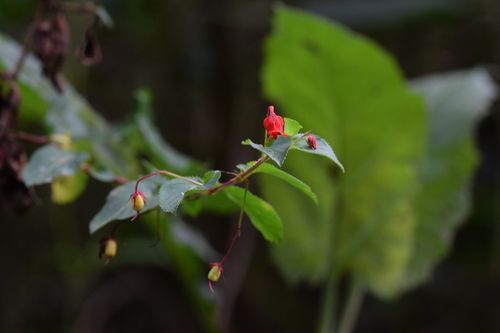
[51,170,88,204]
[159,171,221,214]
[95,5,114,28]
[89,180,159,234]
[22,144,89,186]
[224,186,283,243]
[292,134,344,172]
[88,165,115,182]
[242,136,293,166]
[284,117,302,136]
[238,161,317,204]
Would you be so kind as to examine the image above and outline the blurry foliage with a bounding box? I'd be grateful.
[261,5,496,304]
[0,1,499,333]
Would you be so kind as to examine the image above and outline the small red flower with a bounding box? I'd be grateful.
[207,262,224,292]
[306,134,317,150]
[263,106,288,141]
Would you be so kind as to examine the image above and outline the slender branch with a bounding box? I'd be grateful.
[17,132,50,145]
[317,271,339,333]
[207,155,269,195]
[337,278,365,333]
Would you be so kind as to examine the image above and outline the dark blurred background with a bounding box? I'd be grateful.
[1,0,500,332]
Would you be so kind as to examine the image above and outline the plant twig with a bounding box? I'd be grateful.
[338,277,365,333]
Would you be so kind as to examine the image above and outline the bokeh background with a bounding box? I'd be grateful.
[1,0,500,332]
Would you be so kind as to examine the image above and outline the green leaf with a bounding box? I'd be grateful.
[238,161,317,204]
[51,170,88,204]
[401,68,497,290]
[284,117,302,136]
[292,133,344,172]
[159,171,221,214]
[95,5,115,28]
[261,6,426,297]
[87,165,115,182]
[134,89,197,172]
[22,144,89,186]
[89,180,159,234]
[224,186,283,243]
[242,136,293,166]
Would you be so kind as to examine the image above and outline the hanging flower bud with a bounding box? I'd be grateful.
[263,106,289,141]
[207,263,223,292]
[306,134,317,150]
[130,190,146,220]
[99,237,118,264]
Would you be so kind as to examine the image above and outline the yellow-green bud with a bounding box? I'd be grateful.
[208,265,222,282]
[131,192,145,211]
[105,239,117,258]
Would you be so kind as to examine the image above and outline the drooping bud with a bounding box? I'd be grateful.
[207,263,223,292]
[99,237,118,264]
[131,191,146,211]
[306,134,317,150]
[263,106,289,141]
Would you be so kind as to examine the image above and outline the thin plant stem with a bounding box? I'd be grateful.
[220,179,249,265]
[317,270,339,333]
[337,277,365,333]
[134,170,202,193]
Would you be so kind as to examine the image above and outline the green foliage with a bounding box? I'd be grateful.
[402,68,497,290]
[238,161,317,204]
[50,170,89,204]
[89,180,159,234]
[242,136,294,166]
[291,133,344,172]
[261,5,496,299]
[159,171,221,214]
[224,186,283,243]
[284,117,303,136]
[22,144,89,186]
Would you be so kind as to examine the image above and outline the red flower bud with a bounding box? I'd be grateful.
[130,191,146,220]
[263,106,289,141]
[306,134,317,150]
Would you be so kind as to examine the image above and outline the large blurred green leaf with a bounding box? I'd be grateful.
[261,6,426,297]
[401,68,497,290]
[22,144,89,186]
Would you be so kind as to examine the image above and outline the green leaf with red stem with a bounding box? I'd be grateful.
[237,161,317,204]
[159,171,221,214]
[223,186,283,243]
[89,179,159,234]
